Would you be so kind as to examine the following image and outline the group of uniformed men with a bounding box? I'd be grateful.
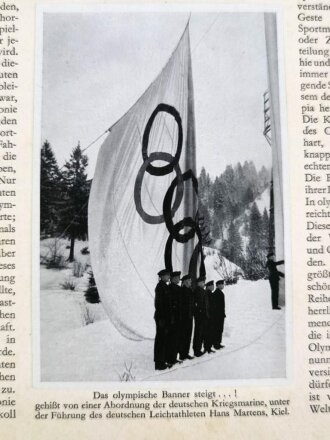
[154,269,226,371]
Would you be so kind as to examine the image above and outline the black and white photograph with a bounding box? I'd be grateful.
[37,7,287,382]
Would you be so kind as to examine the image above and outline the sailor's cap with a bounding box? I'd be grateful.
[216,279,225,286]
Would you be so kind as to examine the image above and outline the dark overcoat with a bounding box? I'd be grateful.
[166,283,182,363]
[154,280,170,366]
[193,286,209,354]
[179,285,194,358]
[211,287,226,348]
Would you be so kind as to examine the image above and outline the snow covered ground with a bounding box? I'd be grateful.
[203,247,243,280]
[40,263,286,383]
[254,186,270,214]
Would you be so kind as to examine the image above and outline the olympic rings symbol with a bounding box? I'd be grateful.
[163,169,198,243]
[134,152,183,225]
[134,103,205,278]
[142,103,183,176]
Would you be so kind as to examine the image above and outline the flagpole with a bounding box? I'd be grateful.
[184,24,202,282]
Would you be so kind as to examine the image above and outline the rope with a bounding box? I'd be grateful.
[192,14,221,54]
[81,129,110,153]
[55,129,109,173]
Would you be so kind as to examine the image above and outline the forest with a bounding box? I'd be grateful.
[40,140,272,281]
[198,163,272,279]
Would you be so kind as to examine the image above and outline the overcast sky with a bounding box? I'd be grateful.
[41,10,272,178]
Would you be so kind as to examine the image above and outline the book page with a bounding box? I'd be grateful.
[1,0,330,438]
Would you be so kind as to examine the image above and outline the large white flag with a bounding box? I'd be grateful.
[88,25,203,340]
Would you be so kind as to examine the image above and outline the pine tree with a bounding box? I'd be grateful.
[261,208,270,250]
[58,142,89,262]
[221,239,230,257]
[197,162,271,255]
[212,176,225,238]
[244,245,267,280]
[221,165,238,223]
[244,202,267,279]
[233,162,245,211]
[40,140,62,235]
[249,202,263,249]
[258,166,271,191]
[198,205,212,246]
[242,161,259,200]
[243,187,254,205]
[198,167,213,209]
[211,216,221,239]
[225,221,243,267]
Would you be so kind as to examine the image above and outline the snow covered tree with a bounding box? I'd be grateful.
[261,207,270,250]
[40,140,62,236]
[249,202,263,250]
[233,162,246,209]
[197,162,271,250]
[212,216,221,239]
[242,161,259,200]
[258,165,271,190]
[58,142,89,262]
[244,245,267,280]
[220,239,230,257]
[212,176,226,239]
[223,221,243,267]
[222,164,244,223]
[243,187,254,205]
[198,205,212,245]
[198,167,213,209]
[244,202,268,279]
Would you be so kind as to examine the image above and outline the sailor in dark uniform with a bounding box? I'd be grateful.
[154,269,170,370]
[167,271,182,365]
[212,280,226,349]
[179,274,195,361]
[193,276,207,357]
[266,253,284,310]
[204,280,216,353]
